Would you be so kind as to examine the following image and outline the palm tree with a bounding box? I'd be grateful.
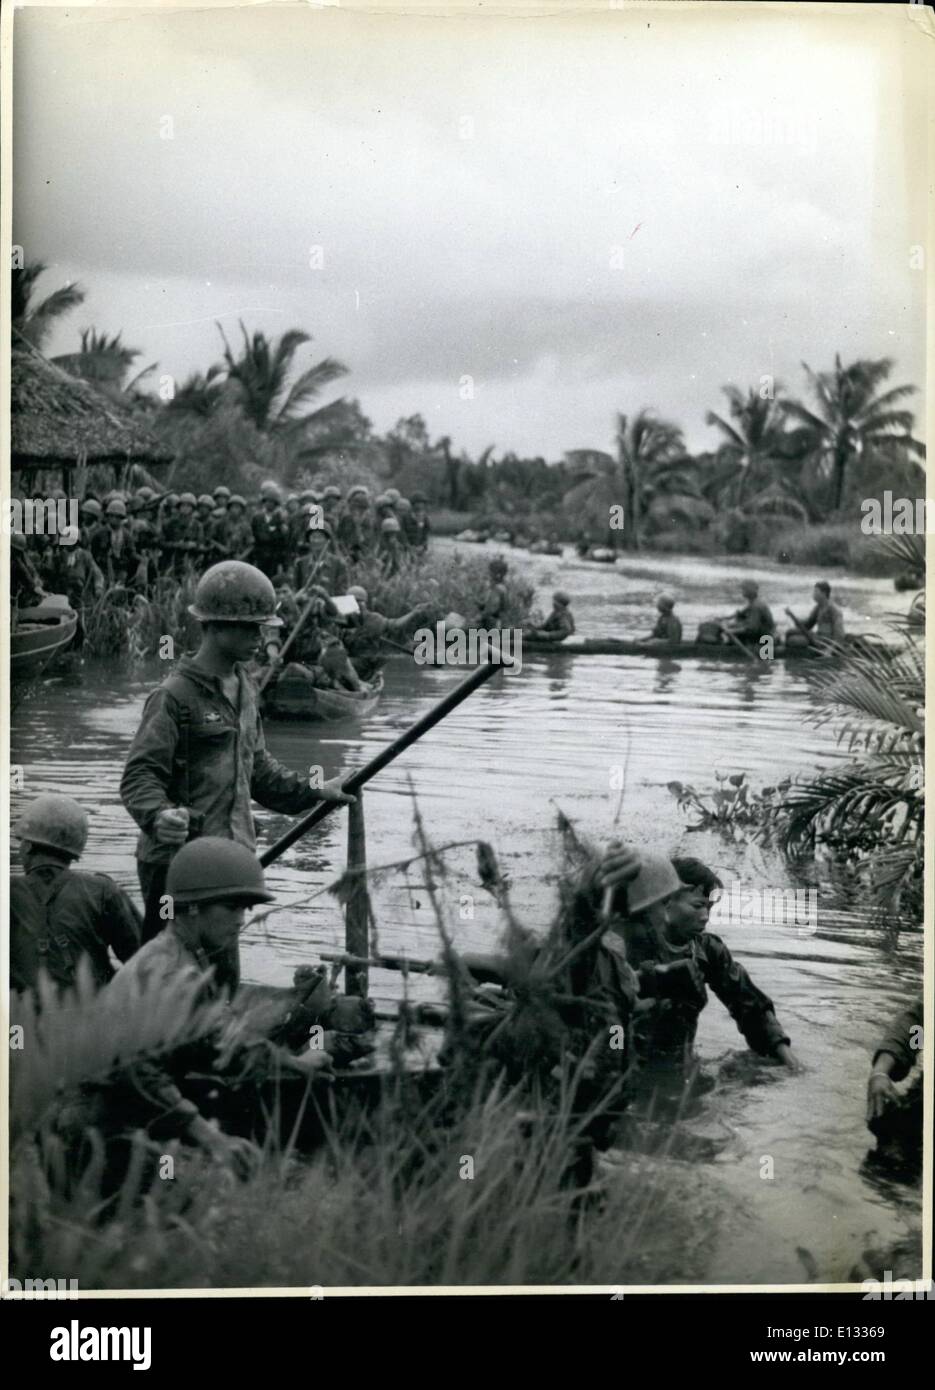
[781,356,925,513]
[217,322,349,436]
[705,385,794,508]
[53,329,157,398]
[12,261,85,351]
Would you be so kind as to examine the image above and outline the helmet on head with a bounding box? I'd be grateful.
[51,488,67,501]
[740,580,759,599]
[228,494,246,510]
[163,493,180,507]
[657,593,675,611]
[626,855,682,915]
[212,485,231,500]
[106,498,127,518]
[347,484,370,502]
[489,557,508,576]
[197,494,214,509]
[188,561,284,626]
[126,495,143,512]
[286,493,299,506]
[58,525,80,546]
[553,590,571,607]
[396,497,412,512]
[323,485,342,501]
[410,492,427,505]
[348,585,369,605]
[136,486,155,502]
[384,488,401,504]
[381,516,401,533]
[260,480,281,500]
[81,498,103,517]
[306,517,333,538]
[16,794,89,860]
[299,489,317,504]
[178,492,197,508]
[166,837,274,907]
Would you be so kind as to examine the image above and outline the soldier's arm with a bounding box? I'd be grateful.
[101,880,144,963]
[872,998,923,1081]
[702,934,790,1055]
[249,712,339,812]
[119,689,181,833]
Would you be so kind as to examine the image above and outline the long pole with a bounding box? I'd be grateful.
[784,606,818,648]
[344,794,369,996]
[717,622,757,663]
[259,659,503,867]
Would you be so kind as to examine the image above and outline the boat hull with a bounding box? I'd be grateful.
[11,603,78,681]
[520,635,901,660]
[263,668,384,721]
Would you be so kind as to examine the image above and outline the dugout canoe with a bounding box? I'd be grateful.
[520,635,902,660]
[11,599,78,682]
[262,667,384,721]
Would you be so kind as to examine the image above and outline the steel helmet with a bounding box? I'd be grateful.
[178,492,197,508]
[163,492,180,507]
[740,580,759,598]
[323,485,342,500]
[228,494,246,509]
[396,497,412,512]
[58,525,80,546]
[188,560,283,626]
[106,498,127,518]
[411,491,427,504]
[384,488,401,504]
[375,493,392,508]
[259,479,281,499]
[137,486,155,502]
[197,494,214,509]
[16,794,89,860]
[657,593,675,611]
[348,585,368,605]
[626,855,682,915]
[166,837,274,907]
[213,485,231,499]
[299,489,317,503]
[381,516,401,533]
[553,590,571,606]
[306,515,332,537]
[347,485,370,502]
[51,488,67,501]
[81,498,103,517]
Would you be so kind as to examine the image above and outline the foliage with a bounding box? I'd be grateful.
[667,772,786,841]
[349,549,535,627]
[12,261,85,350]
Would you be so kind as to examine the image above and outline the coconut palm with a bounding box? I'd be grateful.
[11,261,85,351]
[781,356,925,513]
[705,385,795,508]
[53,329,157,398]
[217,322,349,436]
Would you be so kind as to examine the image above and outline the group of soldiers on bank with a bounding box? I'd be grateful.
[11,480,433,642]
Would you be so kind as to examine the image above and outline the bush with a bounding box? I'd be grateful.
[349,550,534,626]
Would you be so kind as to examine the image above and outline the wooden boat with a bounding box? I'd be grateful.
[11,597,78,682]
[579,547,616,563]
[520,634,902,660]
[263,667,384,721]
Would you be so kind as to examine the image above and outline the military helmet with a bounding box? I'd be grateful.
[657,593,675,611]
[306,515,333,537]
[323,485,342,500]
[259,479,281,499]
[126,495,143,511]
[212,485,231,499]
[166,837,274,907]
[384,488,401,504]
[380,516,401,533]
[136,486,155,501]
[197,494,214,508]
[228,494,246,510]
[163,492,180,507]
[347,485,370,502]
[626,855,681,915]
[348,585,368,605]
[410,491,427,505]
[106,498,127,518]
[81,498,103,517]
[178,492,197,508]
[299,489,317,503]
[16,794,89,860]
[553,590,571,607]
[375,493,392,508]
[51,488,67,501]
[188,560,283,626]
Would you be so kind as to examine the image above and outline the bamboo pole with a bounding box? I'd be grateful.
[344,794,369,997]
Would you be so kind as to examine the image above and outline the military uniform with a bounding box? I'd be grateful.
[251,506,290,578]
[11,854,141,992]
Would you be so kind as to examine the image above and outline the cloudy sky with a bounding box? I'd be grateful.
[12,2,928,458]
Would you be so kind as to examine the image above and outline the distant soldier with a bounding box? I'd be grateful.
[336,485,374,562]
[342,584,429,681]
[90,498,141,588]
[10,532,49,609]
[159,492,203,576]
[41,525,104,644]
[408,492,432,555]
[478,556,510,628]
[251,480,290,580]
[377,515,404,575]
[321,485,343,529]
[642,593,682,644]
[210,493,253,561]
[119,560,353,973]
[788,580,846,647]
[527,590,575,645]
[294,520,348,596]
[11,794,141,994]
[723,580,774,644]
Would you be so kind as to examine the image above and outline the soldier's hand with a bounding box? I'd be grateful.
[774,1043,804,1074]
[595,841,641,892]
[867,1071,898,1124]
[317,776,355,804]
[154,806,190,846]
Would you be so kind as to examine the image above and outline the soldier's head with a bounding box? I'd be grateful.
[623,854,682,935]
[306,517,332,553]
[666,858,722,944]
[489,557,508,581]
[740,579,759,601]
[411,492,428,517]
[322,486,342,515]
[16,794,89,867]
[227,495,246,517]
[813,580,831,607]
[212,485,231,507]
[657,593,675,613]
[197,494,214,516]
[347,486,370,514]
[105,498,127,527]
[167,839,273,958]
[553,590,571,609]
[189,561,283,662]
[348,585,368,613]
[285,494,299,515]
[178,493,196,517]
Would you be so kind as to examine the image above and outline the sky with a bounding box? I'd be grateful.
[11,2,929,460]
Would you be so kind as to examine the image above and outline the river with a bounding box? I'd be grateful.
[11,540,923,1287]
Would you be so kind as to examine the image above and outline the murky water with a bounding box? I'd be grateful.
[11,541,923,1286]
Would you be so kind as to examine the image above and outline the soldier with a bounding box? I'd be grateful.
[478,556,510,628]
[212,493,253,560]
[10,532,49,609]
[526,590,575,645]
[641,593,682,644]
[40,524,104,644]
[294,519,349,596]
[160,493,203,576]
[251,481,290,580]
[342,584,429,681]
[408,492,432,554]
[377,515,404,575]
[336,485,374,562]
[11,794,141,994]
[119,560,353,977]
[321,485,343,529]
[212,484,232,509]
[90,498,141,588]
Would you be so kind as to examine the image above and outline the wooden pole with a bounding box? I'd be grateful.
[344,793,369,997]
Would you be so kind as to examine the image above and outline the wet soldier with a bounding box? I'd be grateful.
[336,485,375,562]
[251,480,291,580]
[866,997,923,1161]
[408,492,432,555]
[41,524,104,645]
[11,794,141,995]
[119,560,353,980]
[294,519,349,596]
[478,556,510,628]
[210,493,253,561]
[60,840,335,1180]
[526,590,575,645]
[160,493,203,577]
[90,498,141,588]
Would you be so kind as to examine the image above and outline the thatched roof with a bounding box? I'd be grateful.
[10,349,174,469]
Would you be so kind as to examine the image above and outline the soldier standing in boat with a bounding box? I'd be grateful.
[119,560,353,986]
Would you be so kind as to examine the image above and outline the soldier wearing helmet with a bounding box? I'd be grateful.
[377,513,404,576]
[640,593,682,645]
[477,556,510,628]
[212,484,231,503]
[11,794,141,993]
[40,525,104,645]
[159,491,204,576]
[341,586,432,683]
[251,482,290,580]
[208,492,253,561]
[321,485,342,527]
[10,532,49,608]
[120,560,353,968]
[336,486,374,562]
[89,497,141,588]
[294,517,348,596]
[525,589,576,646]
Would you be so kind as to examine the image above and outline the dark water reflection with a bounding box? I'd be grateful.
[10,542,923,1285]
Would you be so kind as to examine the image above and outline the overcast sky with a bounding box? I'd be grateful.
[12,3,928,459]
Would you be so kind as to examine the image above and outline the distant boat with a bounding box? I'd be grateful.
[263,668,384,721]
[11,597,78,683]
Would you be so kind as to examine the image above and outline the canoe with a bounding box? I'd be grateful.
[520,635,902,660]
[11,598,78,682]
[263,668,384,721]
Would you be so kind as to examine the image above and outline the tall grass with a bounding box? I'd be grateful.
[349,550,534,626]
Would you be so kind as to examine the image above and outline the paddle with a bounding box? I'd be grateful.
[717,621,757,663]
[784,606,819,649]
[257,542,332,693]
[259,658,504,867]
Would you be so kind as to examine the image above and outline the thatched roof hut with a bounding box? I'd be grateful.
[10,349,173,490]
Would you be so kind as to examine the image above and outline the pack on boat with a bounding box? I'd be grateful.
[261,666,384,721]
